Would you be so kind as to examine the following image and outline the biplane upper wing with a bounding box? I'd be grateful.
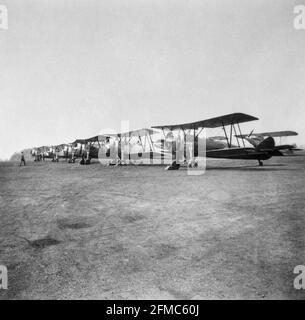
[152,113,258,130]
[98,128,158,138]
[235,130,298,138]
[122,128,158,137]
[50,143,70,148]
[253,131,298,137]
[73,136,99,144]
[73,129,158,144]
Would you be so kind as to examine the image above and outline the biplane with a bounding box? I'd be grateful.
[31,144,74,162]
[72,136,100,164]
[31,146,55,161]
[151,112,302,167]
[235,131,302,156]
[74,128,173,165]
[98,128,175,165]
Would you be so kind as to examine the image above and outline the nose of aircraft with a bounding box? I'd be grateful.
[255,136,275,152]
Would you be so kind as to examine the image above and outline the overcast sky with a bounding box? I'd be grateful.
[0,0,305,159]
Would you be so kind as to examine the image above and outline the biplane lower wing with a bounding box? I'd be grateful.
[205,147,273,160]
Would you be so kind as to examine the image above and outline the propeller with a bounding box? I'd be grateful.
[248,129,254,138]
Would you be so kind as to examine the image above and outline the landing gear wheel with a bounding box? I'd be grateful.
[188,160,198,168]
[165,161,180,170]
[258,160,263,166]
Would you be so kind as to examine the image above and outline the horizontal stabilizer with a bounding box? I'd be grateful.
[274,144,303,151]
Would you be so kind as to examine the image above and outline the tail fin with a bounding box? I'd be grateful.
[255,136,275,151]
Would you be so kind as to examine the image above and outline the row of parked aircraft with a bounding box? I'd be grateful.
[31,113,302,169]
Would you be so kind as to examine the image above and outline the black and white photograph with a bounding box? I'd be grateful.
[1,0,305,304]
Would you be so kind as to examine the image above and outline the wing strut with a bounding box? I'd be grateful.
[237,123,246,147]
[229,123,233,148]
[232,124,240,148]
[222,121,230,148]
[182,129,187,163]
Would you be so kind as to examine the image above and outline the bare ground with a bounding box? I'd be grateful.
[0,156,305,299]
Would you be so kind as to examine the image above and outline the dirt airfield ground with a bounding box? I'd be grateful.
[0,156,305,300]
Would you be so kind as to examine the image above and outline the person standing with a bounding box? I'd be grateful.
[20,152,26,166]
